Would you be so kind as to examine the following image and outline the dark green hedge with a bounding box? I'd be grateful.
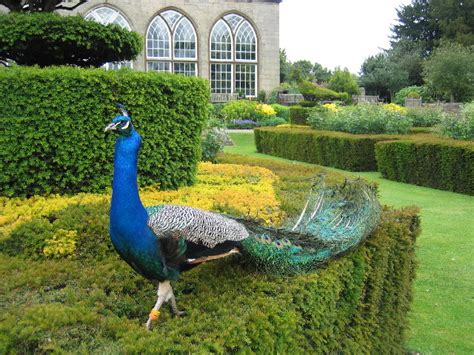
[289,106,311,125]
[376,137,474,195]
[255,127,392,171]
[0,204,420,353]
[0,67,209,197]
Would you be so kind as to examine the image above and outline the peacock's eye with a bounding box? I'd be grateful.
[273,240,284,249]
[121,121,130,130]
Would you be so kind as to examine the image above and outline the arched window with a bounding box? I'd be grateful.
[210,14,257,97]
[146,10,197,76]
[84,7,133,70]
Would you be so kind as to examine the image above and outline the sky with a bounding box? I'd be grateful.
[280,0,413,75]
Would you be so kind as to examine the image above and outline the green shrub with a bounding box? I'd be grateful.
[270,104,290,121]
[259,117,287,127]
[0,153,420,353]
[440,102,474,140]
[406,106,444,127]
[201,117,225,163]
[221,100,276,123]
[298,81,346,102]
[376,137,474,194]
[393,86,433,105]
[308,104,412,134]
[255,127,393,171]
[0,67,209,197]
[0,13,142,67]
[289,105,311,125]
[299,100,318,107]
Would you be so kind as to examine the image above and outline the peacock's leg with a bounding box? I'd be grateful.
[145,281,174,330]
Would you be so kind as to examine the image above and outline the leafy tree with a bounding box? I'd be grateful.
[312,63,332,84]
[279,49,291,83]
[392,0,440,56]
[289,60,313,83]
[0,12,142,67]
[359,53,409,102]
[431,0,474,47]
[423,42,474,102]
[327,68,360,96]
[0,0,88,12]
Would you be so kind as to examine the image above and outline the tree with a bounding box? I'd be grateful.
[0,12,142,67]
[391,0,440,56]
[359,53,409,101]
[431,0,474,47]
[327,68,360,96]
[289,60,313,83]
[423,42,474,102]
[0,0,88,12]
[279,49,291,83]
[312,63,332,84]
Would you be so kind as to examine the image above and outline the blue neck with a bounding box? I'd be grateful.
[111,131,147,221]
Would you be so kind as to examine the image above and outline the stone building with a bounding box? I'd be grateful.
[66,0,281,99]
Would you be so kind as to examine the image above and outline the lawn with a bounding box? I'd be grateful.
[224,131,474,354]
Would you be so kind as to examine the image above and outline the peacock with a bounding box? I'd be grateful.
[105,105,381,330]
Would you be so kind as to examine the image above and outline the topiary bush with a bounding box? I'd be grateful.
[376,136,474,194]
[255,127,394,171]
[298,81,350,103]
[0,66,209,197]
[0,13,142,67]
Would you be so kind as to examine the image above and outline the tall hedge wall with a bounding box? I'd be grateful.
[255,127,392,171]
[376,137,474,195]
[0,67,209,197]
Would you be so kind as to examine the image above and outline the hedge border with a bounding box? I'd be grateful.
[376,137,474,195]
[254,127,394,171]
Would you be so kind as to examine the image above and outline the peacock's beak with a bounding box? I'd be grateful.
[104,122,120,132]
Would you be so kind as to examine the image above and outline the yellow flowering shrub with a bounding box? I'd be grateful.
[0,163,284,250]
[255,103,276,117]
[43,229,78,258]
[322,103,339,113]
[141,162,284,225]
[383,103,408,115]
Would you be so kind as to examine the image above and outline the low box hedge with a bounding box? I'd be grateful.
[255,127,393,171]
[376,136,474,195]
[0,67,209,197]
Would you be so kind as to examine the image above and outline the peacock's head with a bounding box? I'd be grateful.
[104,115,134,137]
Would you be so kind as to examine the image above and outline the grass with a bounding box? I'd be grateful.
[225,131,474,354]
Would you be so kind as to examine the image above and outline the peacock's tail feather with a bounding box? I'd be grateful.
[238,177,381,275]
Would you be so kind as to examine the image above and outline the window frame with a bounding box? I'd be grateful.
[209,14,258,97]
[146,9,198,76]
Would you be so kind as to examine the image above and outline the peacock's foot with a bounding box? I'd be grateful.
[145,281,183,330]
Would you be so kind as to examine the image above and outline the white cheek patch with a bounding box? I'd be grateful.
[121,121,130,130]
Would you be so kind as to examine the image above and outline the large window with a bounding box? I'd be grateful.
[84,7,133,70]
[146,10,197,76]
[210,14,257,97]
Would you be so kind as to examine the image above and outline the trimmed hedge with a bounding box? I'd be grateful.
[376,137,474,195]
[0,67,209,197]
[1,154,420,353]
[289,105,311,125]
[255,127,393,171]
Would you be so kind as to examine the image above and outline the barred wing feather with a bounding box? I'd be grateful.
[146,205,249,248]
